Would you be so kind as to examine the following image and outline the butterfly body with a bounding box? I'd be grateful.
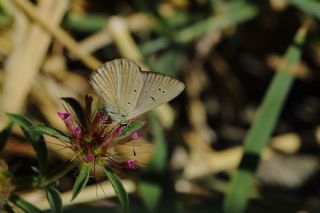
[90,59,185,124]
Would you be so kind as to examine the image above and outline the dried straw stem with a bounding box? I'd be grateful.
[11,0,102,70]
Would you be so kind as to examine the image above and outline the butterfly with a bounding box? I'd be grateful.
[90,59,185,125]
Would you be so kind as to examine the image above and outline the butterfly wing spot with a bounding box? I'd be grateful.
[128,102,131,105]
[150,96,155,101]
[162,91,165,93]
[134,89,137,92]
[158,88,161,91]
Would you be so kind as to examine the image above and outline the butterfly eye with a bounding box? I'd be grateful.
[121,122,128,127]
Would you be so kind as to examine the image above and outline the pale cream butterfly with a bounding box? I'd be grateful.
[90,59,185,124]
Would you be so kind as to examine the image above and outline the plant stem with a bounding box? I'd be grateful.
[40,160,79,187]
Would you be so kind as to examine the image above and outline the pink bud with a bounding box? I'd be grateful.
[95,111,105,121]
[116,127,124,136]
[57,112,74,133]
[127,159,137,169]
[72,126,82,138]
[131,132,140,140]
[57,112,71,121]
[83,153,95,163]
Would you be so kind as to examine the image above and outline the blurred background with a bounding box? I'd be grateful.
[1,0,320,212]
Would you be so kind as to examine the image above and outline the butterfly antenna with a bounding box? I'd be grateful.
[133,140,136,156]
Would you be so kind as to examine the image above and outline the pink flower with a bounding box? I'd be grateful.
[72,126,82,139]
[116,127,124,136]
[131,132,140,140]
[83,153,95,163]
[57,112,73,132]
[95,111,105,121]
[58,112,82,138]
[57,95,145,173]
[127,159,137,169]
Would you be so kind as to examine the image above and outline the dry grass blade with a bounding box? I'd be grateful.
[10,0,102,70]
[1,0,68,116]
[20,179,136,210]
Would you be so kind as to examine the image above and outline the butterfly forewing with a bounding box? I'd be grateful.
[128,72,185,119]
[90,64,118,113]
[90,59,144,120]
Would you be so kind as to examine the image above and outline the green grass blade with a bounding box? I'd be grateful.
[138,112,167,211]
[147,112,168,173]
[175,2,257,43]
[223,21,310,213]
[139,181,162,212]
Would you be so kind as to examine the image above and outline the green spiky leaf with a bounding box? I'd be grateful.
[71,164,90,201]
[104,166,129,212]
[46,186,62,213]
[6,113,47,174]
[30,124,71,143]
[9,194,41,213]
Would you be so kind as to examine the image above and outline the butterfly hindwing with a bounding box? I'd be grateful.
[128,72,185,119]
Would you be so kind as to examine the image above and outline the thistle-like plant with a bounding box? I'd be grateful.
[0,95,146,212]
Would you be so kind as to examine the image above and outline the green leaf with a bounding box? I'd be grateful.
[289,0,320,19]
[71,164,90,201]
[0,122,13,151]
[30,124,71,143]
[46,186,62,213]
[6,113,47,174]
[104,166,129,212]
[9,194,41,213]
[61,97,87,129]
[115,120,145,141]
[223,21,310,213]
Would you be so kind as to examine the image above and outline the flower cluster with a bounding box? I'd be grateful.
[0,160,14,208]
[58,95,141,171]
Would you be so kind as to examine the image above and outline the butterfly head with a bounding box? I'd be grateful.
[107,110,129,126]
